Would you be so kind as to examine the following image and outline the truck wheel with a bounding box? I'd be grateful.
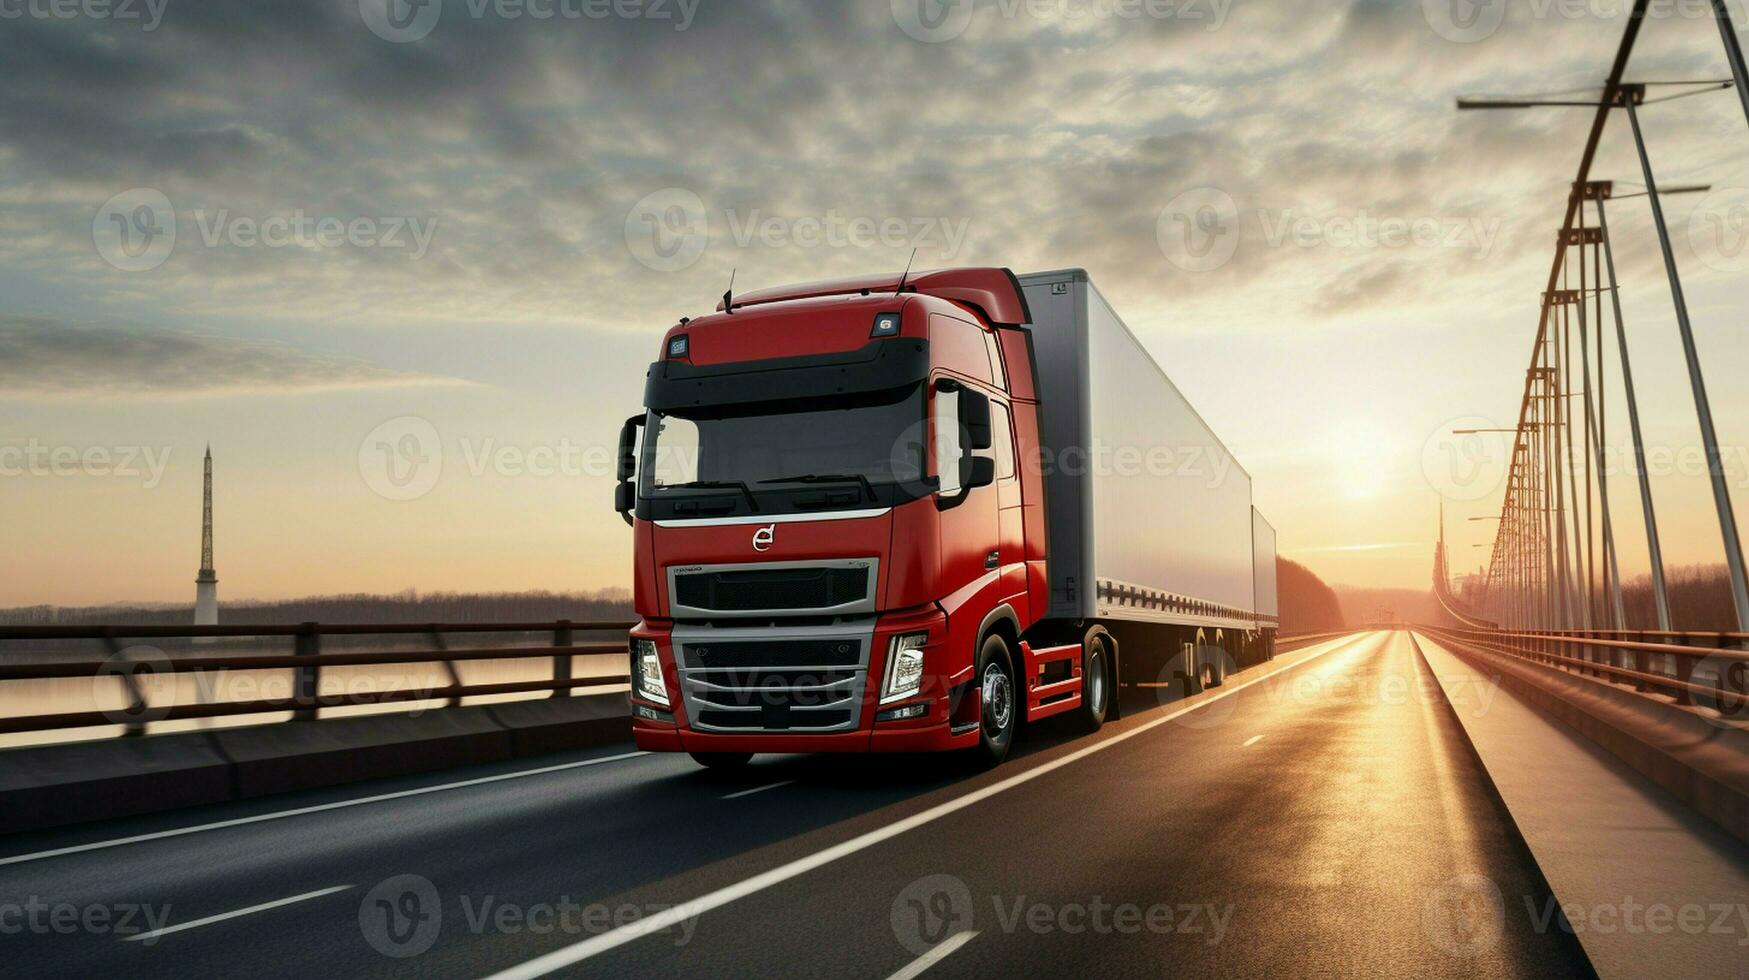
[971,634,1017,768]
[1183,642,1204,697]
[1076,632,1110,733]
[689,752,752,769]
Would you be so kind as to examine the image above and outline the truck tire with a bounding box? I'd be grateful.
[971,634,1017,768]
[1075,631,1111,733]
[689,752,752,769]
[1184,635,1205,697]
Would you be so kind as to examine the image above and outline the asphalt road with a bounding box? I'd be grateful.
[0,631,1594,979]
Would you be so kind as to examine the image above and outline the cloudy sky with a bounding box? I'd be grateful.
[2,0,1747,605]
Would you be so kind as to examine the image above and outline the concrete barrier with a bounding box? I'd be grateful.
[0,694,631,835]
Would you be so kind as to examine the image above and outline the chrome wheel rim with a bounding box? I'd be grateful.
[983,661,1012,734]
[1087,645,1106,713]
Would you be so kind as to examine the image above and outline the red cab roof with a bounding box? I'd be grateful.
[716,267,1032,326]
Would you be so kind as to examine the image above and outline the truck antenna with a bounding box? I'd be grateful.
[895,248,918,294]
[722,268,737,315]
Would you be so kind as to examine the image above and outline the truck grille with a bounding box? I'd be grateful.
[668,559,878,619]
[695,708,855,731]
[672,622,872,734]
[686,639,864,669]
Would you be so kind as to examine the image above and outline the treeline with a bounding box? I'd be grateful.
[20,565,1723,637]
[1621,564,1739,632]
[1278,557,1346,634]
[0,589,635,627]
[1434,564,1738,633]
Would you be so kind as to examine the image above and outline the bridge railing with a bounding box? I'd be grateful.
[1418,624,1749,715]
[0,620,635,740]
[1276,630,1357,650]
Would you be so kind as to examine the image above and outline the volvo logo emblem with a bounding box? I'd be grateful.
[752,524,776,552]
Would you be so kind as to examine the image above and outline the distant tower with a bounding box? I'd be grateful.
[194,445,218,629]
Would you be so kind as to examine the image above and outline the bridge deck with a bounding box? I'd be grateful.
[0,631,1613,979]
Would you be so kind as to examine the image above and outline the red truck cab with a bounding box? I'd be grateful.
[615,268,1106,768]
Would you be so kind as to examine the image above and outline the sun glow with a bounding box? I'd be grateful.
[1324,420,1392,502]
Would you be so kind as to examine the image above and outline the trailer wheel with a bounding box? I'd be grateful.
[1208,630,1226,688]
[1185,631,1209,697]
[970,634,1017,768]
[1075,632,1111,733]
[689,752,752,770]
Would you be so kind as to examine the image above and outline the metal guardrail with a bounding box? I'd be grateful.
[0,620,635,738]
[1510,628,1749,648]
[1418,624,1749,712]
[1276,630,1358,647]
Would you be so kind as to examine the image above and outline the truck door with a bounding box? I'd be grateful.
[933,377,1002,619]
[992,402,1027,619]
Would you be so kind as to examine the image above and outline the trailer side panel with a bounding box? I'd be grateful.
[1253,507,1279,622]
[1020,269,1260,630]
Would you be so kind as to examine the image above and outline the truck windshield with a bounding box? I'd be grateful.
[642,385,925,499]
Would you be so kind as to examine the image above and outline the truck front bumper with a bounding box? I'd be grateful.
[630,606,978,754]
[632,720,978,754]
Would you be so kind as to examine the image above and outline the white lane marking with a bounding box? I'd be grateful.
[0,751,650,868]
[885,930,980,980]
[1243,734,1265,747]
[721,780,795,801]
[123,885,354,943]
[479,633,1376,980]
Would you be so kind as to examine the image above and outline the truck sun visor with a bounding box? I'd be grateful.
[644,338,930,412]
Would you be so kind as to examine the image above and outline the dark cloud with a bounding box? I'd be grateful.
[0,316,463,399]
[0,0,1740,339]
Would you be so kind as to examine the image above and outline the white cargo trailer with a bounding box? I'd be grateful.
[1018,269,1278,659]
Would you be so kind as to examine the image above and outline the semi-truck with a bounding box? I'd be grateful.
[615,267,1278,768]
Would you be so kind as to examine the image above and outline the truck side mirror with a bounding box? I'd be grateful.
[615,415,645,526]
[616,415,644,484]
[965,455,996,490]
[961,389,992,451]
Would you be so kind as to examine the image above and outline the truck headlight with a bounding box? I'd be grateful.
[881,632,929,704]
[633,638,669,706]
